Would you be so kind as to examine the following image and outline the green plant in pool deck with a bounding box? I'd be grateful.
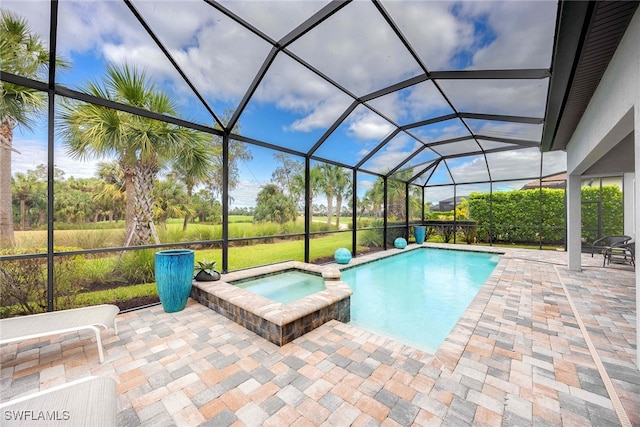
[194,259,220,281]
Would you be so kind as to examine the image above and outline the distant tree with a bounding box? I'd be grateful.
[272,152,303,204]
[455,198,469,220]
[192,189,220,223]
[94,161,125,223]
[318,164,352,226]
[253,184,297,224]
[11,171,38,230]
[206,109,253,202]
[167,138,216,231]
[361,177,384,218]
[291,164,323,218]
[153,178,190,227]
[332,167,352,227]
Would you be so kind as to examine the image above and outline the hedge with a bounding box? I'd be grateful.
[468,186,623,245]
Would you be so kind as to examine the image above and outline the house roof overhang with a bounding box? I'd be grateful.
[542,1,638,153]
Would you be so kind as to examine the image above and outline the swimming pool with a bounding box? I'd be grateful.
[232,270,326,304]
[341,248,499,353]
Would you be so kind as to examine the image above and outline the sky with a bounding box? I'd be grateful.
[5,0,566,208]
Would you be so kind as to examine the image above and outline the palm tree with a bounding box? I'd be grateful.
[58,64,212,246]
[169,139,216,231]
[93,181,125,223]
[0,11,50,247]
[153,178,191,228]
[291,164,323,222]
[319,164,351,227]
[94,161,125,223]
[333,167,352,228]
[319,164,336,226]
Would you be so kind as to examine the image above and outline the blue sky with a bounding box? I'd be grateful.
[5,0,565,207]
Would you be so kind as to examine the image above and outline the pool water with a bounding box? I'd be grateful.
[341,248,498,353]
[233,270,326,304]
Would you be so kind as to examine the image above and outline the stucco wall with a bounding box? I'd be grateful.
[565,9,639,369]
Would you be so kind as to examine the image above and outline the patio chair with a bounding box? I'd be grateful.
[603,241,635,268]
[0,376,117,426]
[590,235,632,257]
[0,304,119,363]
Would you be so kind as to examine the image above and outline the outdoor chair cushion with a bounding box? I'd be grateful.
[0,376,116,427]
[0,304,119,363]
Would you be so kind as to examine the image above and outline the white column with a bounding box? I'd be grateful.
[623,173,635,239]
[566,174,582,271]
[635,106,639,369]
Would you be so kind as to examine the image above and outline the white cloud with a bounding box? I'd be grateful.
[542,150,567,176]
[229,179,262,208]
[467,120,543,141]
[287,1,423,96]
[11,138,48,175]
[381,0,475,70]
[366,81,454,125]
[218,0,329,41]
[365,133,422,174]
[446,155,489,183]
[438,79,549,118]
[346,107,395,141]
[253,54,354,132]
[461,1,557,70]
[11,137,100,179]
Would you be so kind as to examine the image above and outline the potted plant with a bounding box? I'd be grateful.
[194,259,221,282]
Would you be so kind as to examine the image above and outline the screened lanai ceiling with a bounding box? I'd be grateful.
[3,0,585,194]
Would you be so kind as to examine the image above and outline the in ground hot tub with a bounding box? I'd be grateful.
[190,261,351,345]
[232,270,326,304]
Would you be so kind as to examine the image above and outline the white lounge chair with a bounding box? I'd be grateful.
[0,376,117,426]
[0,304,119,363]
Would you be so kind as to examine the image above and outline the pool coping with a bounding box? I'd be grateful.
[190,261,352,346]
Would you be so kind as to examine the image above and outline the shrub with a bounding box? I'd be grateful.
[458,221,478,244]
[0,247,86,317]
[357,219,384,247]
[113,249,155,284]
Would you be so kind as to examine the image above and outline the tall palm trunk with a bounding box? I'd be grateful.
[336,194,343,228]
[132,161,158,246]
[121,163,137,244]
[326,192,334,225]
[183,184,193,232]
[0,117,16,247]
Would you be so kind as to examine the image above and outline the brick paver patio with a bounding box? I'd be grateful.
[1,245,638,426]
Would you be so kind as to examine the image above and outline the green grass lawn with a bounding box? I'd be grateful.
[195,231,359,270]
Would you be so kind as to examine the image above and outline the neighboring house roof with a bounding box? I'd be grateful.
[521,173,567,190]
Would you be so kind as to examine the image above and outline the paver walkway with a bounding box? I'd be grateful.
[1,246,637,426]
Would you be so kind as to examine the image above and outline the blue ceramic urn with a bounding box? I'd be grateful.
[154,249,195,313]
[414,226,426,244]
